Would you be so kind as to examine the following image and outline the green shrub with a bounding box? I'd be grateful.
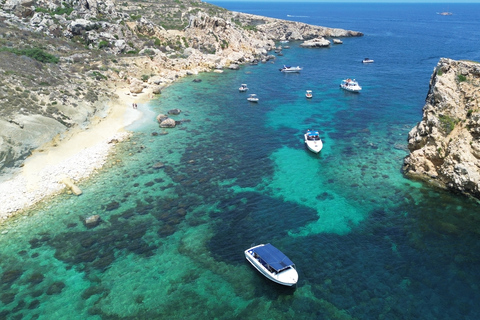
[437,69,443,76]
[467,109,473,117]
[0,47,59,63]
[458,74,467,82]
[90,71,107,80]
[439,115,457,134]
[98,40,110,49]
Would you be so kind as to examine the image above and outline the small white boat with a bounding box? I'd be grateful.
[340,79,362,92]
[305,90,313,99]
[304,129,323,153]
[239,84,248,92]
[245,243,298,286]
[247,94,259,102]
[280,65,302,73]
[362,58,374,63]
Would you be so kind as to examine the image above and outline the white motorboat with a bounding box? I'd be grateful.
[245,243,298,286]
[280,65,302,73]
[239,84,248,92]
[305,90,313,99]
[247,94,259,102]
[340,79,362,92]
[304,129,323,153]
[362,58,374,63]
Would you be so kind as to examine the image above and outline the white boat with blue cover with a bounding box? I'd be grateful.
[304,129,323,153]
[245,243,298,286]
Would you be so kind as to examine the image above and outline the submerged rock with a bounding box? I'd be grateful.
[168,108,181,115]
[84,215,101,228]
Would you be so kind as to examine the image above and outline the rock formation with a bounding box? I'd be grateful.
[300,38,331,48]
[403,58,480,198]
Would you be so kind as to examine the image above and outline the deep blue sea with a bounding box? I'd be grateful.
[2,2,480,319]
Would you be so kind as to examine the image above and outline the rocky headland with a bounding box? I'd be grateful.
[0,0,362,220]
[403,58,480,199]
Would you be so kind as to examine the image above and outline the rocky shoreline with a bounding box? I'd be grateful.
[0,0,363,222]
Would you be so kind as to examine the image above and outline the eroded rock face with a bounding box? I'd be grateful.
[403,58,480,198]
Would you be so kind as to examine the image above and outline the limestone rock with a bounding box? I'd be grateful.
[60,176,82,195]
[129,79,144,94]
[156,114,169,123]
[403,58,480,199]
[159,118,176,128]
[300,37,331,48]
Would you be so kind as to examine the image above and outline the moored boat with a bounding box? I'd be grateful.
[245,243,298,286]
[304,129,323,153]
[280,65,302,73]
[340,78,362,92]
[247,94,259,102]
[305,90,313,99]
[239,84,248,92]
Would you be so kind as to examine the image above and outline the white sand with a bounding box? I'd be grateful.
[0,87,152,223]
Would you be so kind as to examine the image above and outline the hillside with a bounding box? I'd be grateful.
[0,0,362,175]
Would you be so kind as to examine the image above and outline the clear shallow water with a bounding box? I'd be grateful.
[2,2,480,319]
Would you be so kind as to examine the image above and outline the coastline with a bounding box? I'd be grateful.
[0,85,154,224]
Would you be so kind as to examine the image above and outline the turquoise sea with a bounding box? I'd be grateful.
[2,2,480,319]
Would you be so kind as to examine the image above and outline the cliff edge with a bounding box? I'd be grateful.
[403,58,480,198]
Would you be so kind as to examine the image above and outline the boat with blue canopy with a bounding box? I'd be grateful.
[244,243,298,286]
[304,129,323,153]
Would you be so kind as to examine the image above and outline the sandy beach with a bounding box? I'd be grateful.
[0,86,154,223]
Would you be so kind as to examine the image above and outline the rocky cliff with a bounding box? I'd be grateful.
[0,0,362,174]
[403,58,480,198]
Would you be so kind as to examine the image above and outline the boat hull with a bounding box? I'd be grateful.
[244,245,298,286]
[304,135,323,153]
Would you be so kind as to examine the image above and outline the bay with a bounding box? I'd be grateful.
[1,2,480,319]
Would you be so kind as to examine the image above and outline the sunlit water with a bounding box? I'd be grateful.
[2,3,480,319]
